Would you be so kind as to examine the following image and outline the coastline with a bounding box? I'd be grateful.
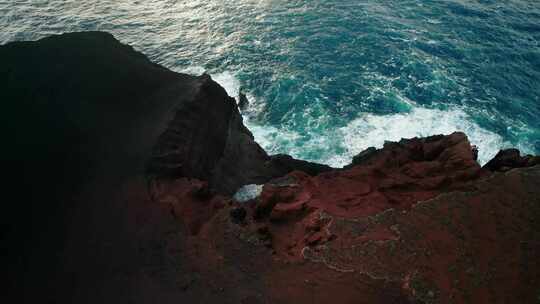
[2,32,539,304]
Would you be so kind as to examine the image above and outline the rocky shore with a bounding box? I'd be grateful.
[2,32,539,303]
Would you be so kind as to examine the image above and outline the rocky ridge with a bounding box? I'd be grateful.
[2,32,539,304]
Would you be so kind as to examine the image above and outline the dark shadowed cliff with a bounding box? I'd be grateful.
[1,32,539,304]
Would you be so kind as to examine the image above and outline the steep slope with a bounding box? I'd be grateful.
[2,32,539,304]
[0,31,326,303]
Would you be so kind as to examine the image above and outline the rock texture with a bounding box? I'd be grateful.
[145,75,331,194]
[1,31,325,303]
[145,72,330,194]
[150,135,540,304]
[483,148,540,172]
[2,32,539,304]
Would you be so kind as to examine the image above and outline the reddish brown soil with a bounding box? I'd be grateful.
[153,133,540,304]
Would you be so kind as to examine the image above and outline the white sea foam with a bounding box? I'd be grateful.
[211,71,242,97]
[233,184,263,203]
[210,69,512,168]
[180,65,206,76]
[180,68,242,99]
[333,107,509,167]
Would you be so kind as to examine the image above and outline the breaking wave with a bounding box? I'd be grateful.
[210,71,521,167]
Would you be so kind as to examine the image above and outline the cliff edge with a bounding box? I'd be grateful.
[2,32,539,304]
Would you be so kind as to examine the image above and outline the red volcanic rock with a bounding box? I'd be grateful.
[226,133,490,265]
[258,132,484,223]
[4,32,539,304]
[149,178,228,235]
[173,132,540,304]
[182,143,540,304]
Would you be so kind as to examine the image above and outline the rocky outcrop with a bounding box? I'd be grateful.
[145,73,329,195]
[483,148,540,172]
[237,90,249,110]
[155,133,540,304]
[228,132,488,263]
[2,32,539,304]
[1,31,324,303]
[255,132,484,223]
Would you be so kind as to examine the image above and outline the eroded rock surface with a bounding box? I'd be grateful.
[3,32,539,304]
[483,148,540,172]
[1,31,324,303]
[169,137,540,304]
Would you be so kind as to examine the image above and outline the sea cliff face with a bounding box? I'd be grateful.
[2,32,539,304]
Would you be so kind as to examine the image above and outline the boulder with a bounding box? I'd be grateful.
[237,91,249,110]
[483,148,540,171]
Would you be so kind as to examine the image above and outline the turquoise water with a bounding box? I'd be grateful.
[2,1,539,166]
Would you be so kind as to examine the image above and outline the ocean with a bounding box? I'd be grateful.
[2,0,539,166]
